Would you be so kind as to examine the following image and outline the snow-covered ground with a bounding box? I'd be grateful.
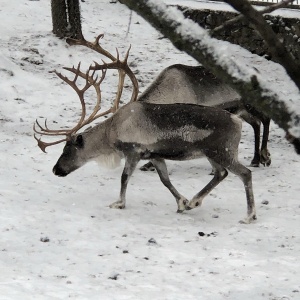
[0,1,299,299]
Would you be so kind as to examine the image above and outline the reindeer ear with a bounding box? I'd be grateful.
[75,134,84,148]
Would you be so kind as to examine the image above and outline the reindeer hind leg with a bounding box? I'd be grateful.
[227,161,257,223]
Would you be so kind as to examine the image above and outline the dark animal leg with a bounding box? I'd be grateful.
[186,160,228,210]
[243,105,271,167]
[109,155,139,209]
[151,158,189,213]
[250,120,261,167]
[140,161,156,172]
[260,117,271,166]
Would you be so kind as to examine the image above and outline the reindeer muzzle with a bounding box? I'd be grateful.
[53,164,68,177]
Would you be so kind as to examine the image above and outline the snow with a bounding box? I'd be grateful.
[0,0,299,299]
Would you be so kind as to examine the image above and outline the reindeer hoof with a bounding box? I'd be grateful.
[250,161,260,167]
[185,199,202,210]
[140,162,156,172]
[239,214,257,224]
[261,159,271,167]
[109,202,125,209]
[260,149,271,167]
[177,198,189,213]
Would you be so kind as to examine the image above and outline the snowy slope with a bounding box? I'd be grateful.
[0,1,299,299]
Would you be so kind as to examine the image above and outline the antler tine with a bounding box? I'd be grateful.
[123,45,131,63]
[63,64,98,87]
[94,33,104,45]
[57,62,92,95]
[76,68,108,127]
[61,62,81,80]
[67,33,116,61]
[33,119,70,136]
[112,47,130,108]
[114,69,126,112]
[113,46,133,111]
[90,46,139,103]
[34,134,68,153]
[115,48,120,61]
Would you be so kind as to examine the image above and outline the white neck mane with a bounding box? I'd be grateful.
[94,152,122,169]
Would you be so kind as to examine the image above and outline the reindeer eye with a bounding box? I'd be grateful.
[76,134,84,148]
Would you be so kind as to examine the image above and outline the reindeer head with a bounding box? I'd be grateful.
[52,134,85,176]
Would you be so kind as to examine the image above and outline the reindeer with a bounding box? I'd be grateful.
[34,41,257,224]
[137,64,271,171]
[66,34,271,170]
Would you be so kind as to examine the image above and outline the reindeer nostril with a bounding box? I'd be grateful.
[53,164,67,177]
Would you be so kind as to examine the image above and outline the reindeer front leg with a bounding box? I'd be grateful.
[151,158,189,213]
[109,155,139,209]
[186,160,228,210]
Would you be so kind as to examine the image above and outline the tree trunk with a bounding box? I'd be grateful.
[51,0,68,38]
[51,0,83,39]
[67,0,83,39]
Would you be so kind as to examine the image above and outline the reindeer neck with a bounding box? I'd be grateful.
[82,118,119,159]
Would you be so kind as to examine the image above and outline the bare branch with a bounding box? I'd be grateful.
[224,0,300,89]
[212,0,295,35]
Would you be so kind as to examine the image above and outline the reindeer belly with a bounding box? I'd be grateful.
[145,146,204,161]
[115,138,205,161]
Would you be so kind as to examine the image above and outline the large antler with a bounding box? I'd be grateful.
[67,34,139,107]
[34,34,139,153]
[34,63,106,152]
